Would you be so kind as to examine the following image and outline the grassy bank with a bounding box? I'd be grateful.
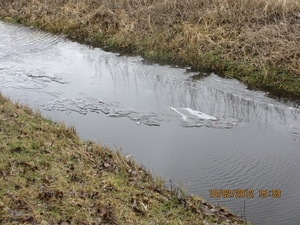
[0,0,300,98]
[0,93,249,224]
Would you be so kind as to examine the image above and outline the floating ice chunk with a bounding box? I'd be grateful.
[183,108,218,121]
[169,106,188,120]
[169,106,217,121]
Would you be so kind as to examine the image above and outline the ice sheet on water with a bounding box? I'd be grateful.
[169,106,239,129]
[26,72,69,84]
[42,96,164,126]
[184,108,218,120]
[42,97,239,128]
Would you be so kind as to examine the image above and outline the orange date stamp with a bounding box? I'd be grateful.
[209,189,255,198]
[209,189,282,198]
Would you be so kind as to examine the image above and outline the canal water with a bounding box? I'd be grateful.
[0,21,299,225]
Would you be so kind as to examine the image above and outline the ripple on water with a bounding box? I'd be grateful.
[0,22,63,62]
[287,125,300,141]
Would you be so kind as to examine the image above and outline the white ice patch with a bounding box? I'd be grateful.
[169,106,218,121]
[169,106,188,120]
[169,106,237,129]
[183,108,218,121]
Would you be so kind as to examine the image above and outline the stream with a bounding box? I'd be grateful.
[1,21,300,225]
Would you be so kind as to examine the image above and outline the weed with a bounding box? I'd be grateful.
[0,92,250,224]
[0,0,299,98]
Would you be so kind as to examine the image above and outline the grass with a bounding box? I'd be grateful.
[0,0,299,99]
[0,92,249,224]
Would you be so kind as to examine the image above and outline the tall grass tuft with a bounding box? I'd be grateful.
[1,0,299,97]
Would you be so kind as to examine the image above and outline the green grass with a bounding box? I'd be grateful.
[0,93,249,224]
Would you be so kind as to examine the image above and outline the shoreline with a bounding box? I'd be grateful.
[0,92,249,224]
[0,0,299,99]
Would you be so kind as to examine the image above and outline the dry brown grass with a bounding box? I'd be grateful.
[0,0,299,97]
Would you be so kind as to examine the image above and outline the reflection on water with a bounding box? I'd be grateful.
[1,21,300,225]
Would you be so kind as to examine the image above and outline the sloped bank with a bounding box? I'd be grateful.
[0,92,249,224]
[0,0,299,99]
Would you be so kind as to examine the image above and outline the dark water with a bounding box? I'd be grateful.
[1,21,300,225]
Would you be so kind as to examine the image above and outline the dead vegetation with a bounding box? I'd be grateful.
[0,0,300,97]
[0,92,249,224]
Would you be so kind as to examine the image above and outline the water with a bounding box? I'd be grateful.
[1,21,300,225]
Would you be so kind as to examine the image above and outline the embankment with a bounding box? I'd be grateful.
[0,92,249,224]
[0,0,300,98]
